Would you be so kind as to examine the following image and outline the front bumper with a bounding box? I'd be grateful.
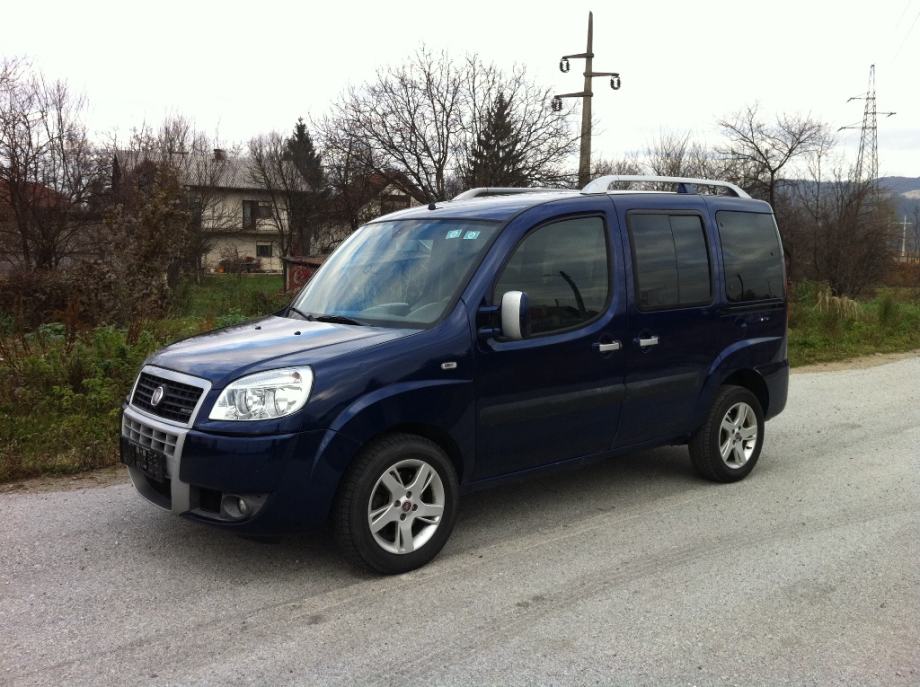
[122,405,356,533]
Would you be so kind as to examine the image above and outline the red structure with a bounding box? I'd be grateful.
[282,255,326,292]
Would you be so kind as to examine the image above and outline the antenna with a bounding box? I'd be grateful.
[838,64,895,190]
[553,12,622,187]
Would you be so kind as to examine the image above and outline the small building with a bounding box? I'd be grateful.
[113,150,425,274]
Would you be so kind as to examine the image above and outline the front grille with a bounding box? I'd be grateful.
[131,372,203,423]
[122,415,180,457]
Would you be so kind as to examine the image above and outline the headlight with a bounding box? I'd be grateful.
[208,367,313,421]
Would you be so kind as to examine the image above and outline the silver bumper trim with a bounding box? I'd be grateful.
[123,405,192,513]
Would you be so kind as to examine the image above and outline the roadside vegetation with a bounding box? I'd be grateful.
[1,275,917,483]
[0,275,285,483]
[788,283,920,366]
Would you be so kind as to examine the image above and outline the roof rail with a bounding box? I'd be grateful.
[452,187,567,201]
[581,175,751,199]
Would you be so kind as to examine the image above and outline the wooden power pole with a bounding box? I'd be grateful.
[553,12,621,187]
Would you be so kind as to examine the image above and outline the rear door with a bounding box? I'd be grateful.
[615,197,719,446]
[474,205,627,480]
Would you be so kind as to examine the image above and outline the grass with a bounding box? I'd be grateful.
[787,286,920,366]
[0,276,918,483]
[177,273,285,320]
[0,274,289,483]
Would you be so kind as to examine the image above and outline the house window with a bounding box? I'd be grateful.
[243,200,273,229]
[256,243,273,258]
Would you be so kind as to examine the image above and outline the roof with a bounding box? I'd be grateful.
[374,189,772,224]
[114,150,271,191]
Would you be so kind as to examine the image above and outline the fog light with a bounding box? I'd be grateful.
[219,493,266,521]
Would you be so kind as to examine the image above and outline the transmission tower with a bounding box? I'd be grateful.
[838,64,896,188]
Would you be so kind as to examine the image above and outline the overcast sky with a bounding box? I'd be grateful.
[7,0,920,177]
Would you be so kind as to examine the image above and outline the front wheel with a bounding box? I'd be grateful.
[333,434,459,574]
[689,385,764,482]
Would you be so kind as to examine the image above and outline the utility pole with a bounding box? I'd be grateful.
[899,215,913,260]
[553,11,621,188]
[838,64,895,192]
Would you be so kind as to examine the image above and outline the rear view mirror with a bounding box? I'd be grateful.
[500,291,530,340]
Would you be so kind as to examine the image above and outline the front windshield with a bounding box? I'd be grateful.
[292,219,501,326]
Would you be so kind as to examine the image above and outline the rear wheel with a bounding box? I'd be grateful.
[333,434,459,574]
[689,385,764,482]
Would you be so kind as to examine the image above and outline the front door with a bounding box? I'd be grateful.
[474,210,627,480]
[615,200,719,445]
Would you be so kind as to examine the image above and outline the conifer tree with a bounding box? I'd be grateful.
[283,118,326,254]
[462,92,528,188]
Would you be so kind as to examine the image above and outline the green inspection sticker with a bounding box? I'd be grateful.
[445,229,462,239]
[463,230,481,240]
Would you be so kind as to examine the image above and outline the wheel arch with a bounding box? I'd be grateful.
[721,368,770,416]
[362,424,466,483]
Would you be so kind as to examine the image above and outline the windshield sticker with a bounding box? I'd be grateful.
[462,230,481,240]
[445,229,463,239]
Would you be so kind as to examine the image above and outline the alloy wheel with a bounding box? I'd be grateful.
[719,401,758,468]
[367,459,445,555]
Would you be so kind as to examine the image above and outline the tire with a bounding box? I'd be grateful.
[333,433,459,574]
[688,385,765,483]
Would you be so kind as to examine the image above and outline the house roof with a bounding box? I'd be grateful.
[114,150,268,191]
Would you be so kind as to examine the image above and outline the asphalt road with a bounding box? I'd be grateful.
[2,356,919,687]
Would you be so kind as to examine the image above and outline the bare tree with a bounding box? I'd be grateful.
[644,131,733,180]
[315,115,382,233]
[0,58,101,270]
[106,115,236,278]
[329,47,577,201]
[589,154,643,178]
[718,104,832,208]
[808,168,896,296]
[247,133,307,277]
[460,56,577,188]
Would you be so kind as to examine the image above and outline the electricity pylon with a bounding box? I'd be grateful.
[838,64,896,189]
[552,12,621,187]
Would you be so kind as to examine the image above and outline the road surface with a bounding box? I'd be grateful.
[2,356,919,686]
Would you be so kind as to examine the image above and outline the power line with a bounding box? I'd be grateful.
[892,6,920,62]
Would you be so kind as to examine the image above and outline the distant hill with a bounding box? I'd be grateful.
[880,176,920,218]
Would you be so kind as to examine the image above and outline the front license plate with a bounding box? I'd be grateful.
[120,438,167,482]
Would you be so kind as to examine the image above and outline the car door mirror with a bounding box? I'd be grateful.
[500,290,530,340]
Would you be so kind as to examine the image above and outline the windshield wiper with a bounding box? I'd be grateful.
[312,313,366,326]
[287,305,312,321]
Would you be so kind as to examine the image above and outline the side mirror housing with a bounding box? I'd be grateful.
[500,290,530,340]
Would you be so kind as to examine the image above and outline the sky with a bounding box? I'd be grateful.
[6,0,920,177]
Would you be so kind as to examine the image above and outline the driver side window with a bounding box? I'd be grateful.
[494,216,609,335]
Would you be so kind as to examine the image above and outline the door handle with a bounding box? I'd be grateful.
[638,335,659,348]
[593,340,622,353]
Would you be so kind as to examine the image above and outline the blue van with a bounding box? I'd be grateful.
[122,175,788,573]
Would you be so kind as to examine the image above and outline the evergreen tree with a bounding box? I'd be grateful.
[285,118,325,190]
[462,92,528,188]
[283,118,327,255]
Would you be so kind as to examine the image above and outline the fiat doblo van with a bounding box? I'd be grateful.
[122,175,788,573]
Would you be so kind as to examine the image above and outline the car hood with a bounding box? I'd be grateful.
[147,315,417,387]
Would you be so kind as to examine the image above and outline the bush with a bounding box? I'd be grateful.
[0,319,202,482]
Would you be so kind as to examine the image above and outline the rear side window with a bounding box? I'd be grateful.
[627,213,711,310]
[494,216,609,335]
[716,211,784,302]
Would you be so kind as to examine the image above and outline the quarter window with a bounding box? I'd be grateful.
[494,216,609,335]
[628,213,711,310]
[716,211,784,302]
